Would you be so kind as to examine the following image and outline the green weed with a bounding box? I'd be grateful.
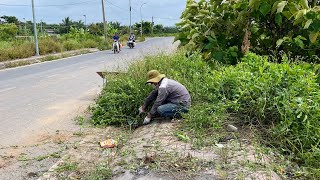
[82,163,112,180]
[91,50,320,176]
[40,55,57,62]
[55,162,78,173]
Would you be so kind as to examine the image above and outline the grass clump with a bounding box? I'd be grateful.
[39,37,62,54]
[0,42,35,62]
[83,163,112,180]
[81,39,99,48]
[90,52,209,127]
[62,39,81,51]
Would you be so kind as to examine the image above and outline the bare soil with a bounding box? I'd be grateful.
[37,119,282,180]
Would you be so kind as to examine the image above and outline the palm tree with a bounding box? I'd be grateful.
[61,17,72,33]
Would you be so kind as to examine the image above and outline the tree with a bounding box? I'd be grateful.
[0,23,18,40]
[154,24,164,34]
[60,17,72,34]
[0,15,19,25]
[88,23,103,35]
[175,0,320,63]
[109,21,121,30]
[134,21,152,35]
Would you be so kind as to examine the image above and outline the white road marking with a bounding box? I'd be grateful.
[0,87,17,93]
[47,74,59,78]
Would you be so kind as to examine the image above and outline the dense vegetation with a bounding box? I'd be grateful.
[91,51,320,178]
[91,0,320,178]
[175,0,320,64]
[0,16,177,62]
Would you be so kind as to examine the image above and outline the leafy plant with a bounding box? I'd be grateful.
[0,23,18,40]
[175,0,320,63]
[91,51,320,176]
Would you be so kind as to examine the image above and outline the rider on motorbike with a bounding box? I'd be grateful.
[129,32,136,42]
[112,32,121,51]
[127,32,136,48]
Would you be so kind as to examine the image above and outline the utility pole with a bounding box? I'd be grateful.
[31,0,39,56]
[140,2,147,37]
[83,15,86,31]
[23,18,27,36]
[101,0,107,45]
[129,0,132,33]
[151,16,154,35]
[40,19,43,37]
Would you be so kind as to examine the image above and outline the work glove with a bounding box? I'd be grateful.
[143,116,151,125]
[138,106,145,115]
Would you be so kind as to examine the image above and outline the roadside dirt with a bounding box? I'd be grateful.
[38,119,282,180]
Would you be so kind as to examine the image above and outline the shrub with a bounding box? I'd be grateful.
[0,23,18,40]
[63,40,81,51]
[91,51,320,174]
[120,34,129,44]
[0,42,35,61]
[81,39,99,48]
[39,38,62,54]
[212,53,320,168]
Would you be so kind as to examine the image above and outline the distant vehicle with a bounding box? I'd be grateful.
[127,40,135,48]
[113,40,120,54]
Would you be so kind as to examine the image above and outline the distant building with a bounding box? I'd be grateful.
[45,29,60,37]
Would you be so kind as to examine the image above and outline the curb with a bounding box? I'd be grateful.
[0,48,99,71]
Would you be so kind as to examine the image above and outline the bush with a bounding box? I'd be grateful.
[91,51,320,174]
[0,23,18,40]
[39,38,62,54]
[120,34,129,44]
[90,52,207,126]
[185,52,320,170]
[81,39,99,48]
[137,36,145,42]
[0,42,35,61]
[63,40,81,51]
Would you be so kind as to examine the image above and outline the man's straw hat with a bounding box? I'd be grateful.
[146,70,166,84]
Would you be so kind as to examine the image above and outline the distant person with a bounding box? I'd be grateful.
[139,70,191,125]
[129,32,136,42]
[112,32,121,51]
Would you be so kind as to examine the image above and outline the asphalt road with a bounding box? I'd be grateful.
[0,37,176,147]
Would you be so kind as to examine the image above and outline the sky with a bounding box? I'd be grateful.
[0,0,186,26]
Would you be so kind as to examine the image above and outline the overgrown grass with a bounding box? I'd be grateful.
[137,36,146,42]
[0,42,34,62]
[39,38,62,54]
[91,51,320,177]
[0,36,106,62]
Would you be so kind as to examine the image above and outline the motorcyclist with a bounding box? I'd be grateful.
[112,32,121,51]
[128,32,136,42]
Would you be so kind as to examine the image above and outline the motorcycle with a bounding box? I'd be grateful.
[127,39,135,49]
[112,40,120,54]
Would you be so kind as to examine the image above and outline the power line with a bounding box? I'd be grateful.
[104,0,127,11]
[0,0,99,7]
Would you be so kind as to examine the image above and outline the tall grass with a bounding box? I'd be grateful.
[91,51,320,177]
[0,42,35,62]
[39,38,62,54]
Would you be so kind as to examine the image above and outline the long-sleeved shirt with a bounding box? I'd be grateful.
[144,78,191,116]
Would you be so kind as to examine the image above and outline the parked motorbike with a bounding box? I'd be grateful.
[113,40,120,53]
[127,39,135,49]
